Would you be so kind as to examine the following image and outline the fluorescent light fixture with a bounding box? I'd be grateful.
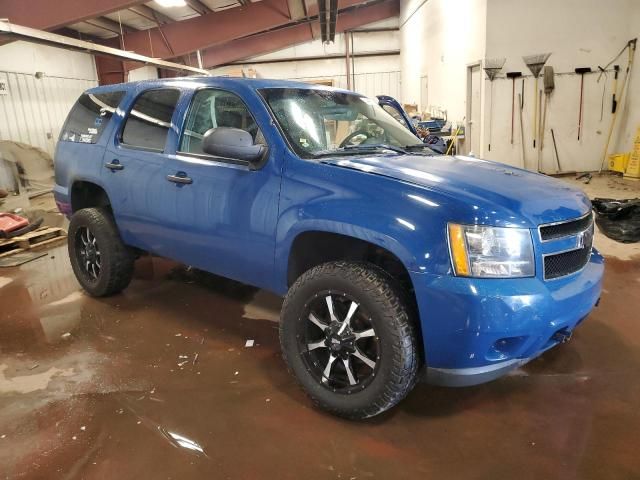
[155,0,187,7]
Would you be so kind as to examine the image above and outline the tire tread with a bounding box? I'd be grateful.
[280,261,419,419]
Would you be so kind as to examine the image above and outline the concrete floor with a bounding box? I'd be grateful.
[1,175,639,479]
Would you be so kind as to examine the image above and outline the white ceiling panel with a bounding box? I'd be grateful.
[104,10,157,30]
[67,22,117,39]
[146,1,200,21]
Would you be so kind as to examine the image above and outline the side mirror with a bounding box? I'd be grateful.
[202,127,267,164]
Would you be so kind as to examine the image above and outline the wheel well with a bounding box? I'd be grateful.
[288,230,416,300]
[70,181,111,213]
[287,231,423,359]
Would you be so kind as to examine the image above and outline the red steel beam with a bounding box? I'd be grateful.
[122,0,367,62]
[0,0,147,31]
[200,0,398,68]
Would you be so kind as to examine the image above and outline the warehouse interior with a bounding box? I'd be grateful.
[0,0,639,478]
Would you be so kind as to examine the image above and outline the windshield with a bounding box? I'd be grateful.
[259,88,423,158]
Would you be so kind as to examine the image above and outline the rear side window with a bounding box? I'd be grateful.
[121,89,180,151]
[60,91,124,144]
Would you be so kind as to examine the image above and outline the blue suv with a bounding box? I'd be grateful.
[54,77,603,419]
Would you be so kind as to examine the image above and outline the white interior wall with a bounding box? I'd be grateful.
[399,0,487,121]
[484,0,636,172]
[210,18,401,99]
[0,41,98,156]
[128,66,160,82]
[614,2,640,158]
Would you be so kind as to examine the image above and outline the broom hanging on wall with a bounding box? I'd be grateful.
[483,57,506,152]
[522,53,551,149]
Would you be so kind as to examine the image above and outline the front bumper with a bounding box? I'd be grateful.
[411,248,604,387]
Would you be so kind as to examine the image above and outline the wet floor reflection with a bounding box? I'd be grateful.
[0,249,639,479]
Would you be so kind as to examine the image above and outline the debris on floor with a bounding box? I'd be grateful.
[0,224,67,260]
[592,197,640,243]
[245,339,255,347]
[576,172,592,184]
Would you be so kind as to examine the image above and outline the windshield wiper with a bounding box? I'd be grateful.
[311,144,412,158]
[402,143,438,155]
[343,144,408,154]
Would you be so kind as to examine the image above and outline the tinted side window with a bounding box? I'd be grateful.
[60,91,124,144]
[179,89,264,155]
[121,89,180,151]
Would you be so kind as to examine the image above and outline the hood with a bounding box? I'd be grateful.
[320,154,591,227]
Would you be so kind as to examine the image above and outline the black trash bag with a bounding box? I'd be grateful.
[592,197,640,243]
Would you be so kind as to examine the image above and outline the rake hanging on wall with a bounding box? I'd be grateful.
[522,53,551,149]
[483,57,506,152]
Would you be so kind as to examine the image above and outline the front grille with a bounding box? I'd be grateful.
[539,213,593,241]
[544,245,592,279]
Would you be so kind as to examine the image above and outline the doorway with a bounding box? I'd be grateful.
[467,63,482,155]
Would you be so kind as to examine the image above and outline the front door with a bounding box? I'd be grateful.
[102,88,181,255]
[163,88,281,290]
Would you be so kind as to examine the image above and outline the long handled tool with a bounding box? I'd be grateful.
[483,58,506,152]
[445,117,465,156]
[597,65,610,121]
[523,53,551,149]
[538,66,555,172]
[518,93,526,169]
[600,38,637,173]
[506,72,522,144]
[574,67,592,140]
[522,53,551,148]
[550,128,561,172]
[611,64,620,113]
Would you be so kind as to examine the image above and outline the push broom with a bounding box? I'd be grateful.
[483,58,506,152]
[523,53,551,149]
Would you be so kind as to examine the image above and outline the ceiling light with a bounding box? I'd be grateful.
[155,0,187,7]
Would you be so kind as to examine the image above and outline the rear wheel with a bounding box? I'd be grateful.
[68,208,134,297]
[280,261,419,419]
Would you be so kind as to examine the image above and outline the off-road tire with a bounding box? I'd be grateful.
[280,261,419,419]
[68,207,135,297]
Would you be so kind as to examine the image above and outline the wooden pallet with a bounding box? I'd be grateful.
[0,227,67,258]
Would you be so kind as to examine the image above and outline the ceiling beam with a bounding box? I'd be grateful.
[120,0,368,62]
[0,20,209,75]
[128,4,173,25]
[225,49,398,65]
[184,0,213,15]
[0,0,147,31]
[201,0,398,68]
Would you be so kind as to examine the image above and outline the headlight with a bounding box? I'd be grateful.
[448,223,535,278]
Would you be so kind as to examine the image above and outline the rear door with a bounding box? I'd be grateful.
[162,88,282,289]
[55,90,125,212]
[102,88,182,255]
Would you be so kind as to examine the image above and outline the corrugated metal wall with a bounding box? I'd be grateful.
[296,71,402,100]
[0,71,97,157]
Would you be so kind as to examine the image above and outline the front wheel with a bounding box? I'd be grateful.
[68,207,135,297]
[280,261,419,419]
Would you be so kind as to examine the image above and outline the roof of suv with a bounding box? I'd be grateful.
[85,76,356,95]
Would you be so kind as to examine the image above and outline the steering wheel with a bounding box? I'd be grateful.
[339,129,373,148]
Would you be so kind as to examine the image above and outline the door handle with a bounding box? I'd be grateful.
[167,173,193,184]
[105,160,124,171]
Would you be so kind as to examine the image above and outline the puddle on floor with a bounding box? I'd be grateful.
[0,245,639,479]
